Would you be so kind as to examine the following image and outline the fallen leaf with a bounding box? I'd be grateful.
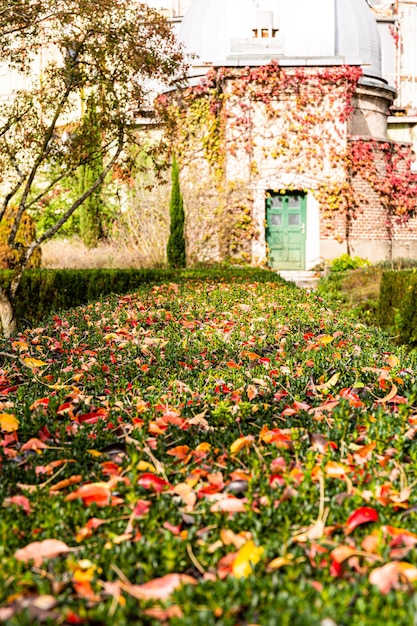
[346,507,379,535]
[230,435,254,455]
[65,484,112,507]
[232,540,264,578]
[376,385,398,404]
[137,473,170,492]
[210,497,247,513]
[22,357,48,369]
[123,573,197,601]
[14,539,70,566]
[0,413,19,432]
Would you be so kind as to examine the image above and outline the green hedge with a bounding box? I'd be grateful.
[0,267,287,328]
[378,269,417,346]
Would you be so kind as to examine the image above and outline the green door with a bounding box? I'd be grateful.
[266,192,307,270]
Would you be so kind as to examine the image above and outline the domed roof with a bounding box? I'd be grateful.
[179,0,383,82]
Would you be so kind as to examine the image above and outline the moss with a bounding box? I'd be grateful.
[0,205,41,270]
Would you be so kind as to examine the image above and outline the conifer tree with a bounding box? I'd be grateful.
[79,99,104,248]
[167,155,186,268]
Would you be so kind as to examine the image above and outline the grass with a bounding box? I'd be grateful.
[1,270,417,624]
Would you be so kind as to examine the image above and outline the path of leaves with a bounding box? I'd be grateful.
[1,279,417,625]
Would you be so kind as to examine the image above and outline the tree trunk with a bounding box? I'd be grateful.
[0,287,16,337]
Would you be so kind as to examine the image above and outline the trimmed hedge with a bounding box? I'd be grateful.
[378,269,417,346]
[0,267,287,328]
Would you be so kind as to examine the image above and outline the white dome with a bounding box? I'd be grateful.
[179,0,383,82]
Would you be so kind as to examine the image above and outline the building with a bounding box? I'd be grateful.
[148,0,417,269]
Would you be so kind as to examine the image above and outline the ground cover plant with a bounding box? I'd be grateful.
[1,274,417,624]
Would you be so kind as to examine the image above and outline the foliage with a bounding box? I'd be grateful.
[0,206,41,270]
[1,277,417,623]
[167,156,186,268]
[329,254,372,273]
[0,0,185,320]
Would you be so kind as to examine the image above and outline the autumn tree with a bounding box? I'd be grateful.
[0,0,184,335]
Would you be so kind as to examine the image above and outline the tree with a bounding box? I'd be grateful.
[167,155,186,268]
[0,0,184,335]
[78,99,105,248]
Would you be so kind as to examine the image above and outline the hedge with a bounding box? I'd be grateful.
[0,267,288,328]
[378,269,417,346]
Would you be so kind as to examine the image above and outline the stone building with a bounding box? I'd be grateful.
[161,0,417,269]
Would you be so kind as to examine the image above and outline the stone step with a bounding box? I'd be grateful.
[277,270,320,289]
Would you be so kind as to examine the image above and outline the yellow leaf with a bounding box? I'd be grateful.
[388,355,400,369]
[0,413,19,432]
[137,461,156,473]
[232,541,264,578]
[230,435,254,455]
[267,556,292,571]
[22,357,48,369]
[87,450,102,458]
[316,372,340,391]
[317,335,334,346]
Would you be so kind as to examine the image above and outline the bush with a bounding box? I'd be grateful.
[377,269,417,329]
[0,266,286,328]
[329,254,371,273]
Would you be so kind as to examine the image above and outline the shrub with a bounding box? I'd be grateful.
[0,266,285,328]
[377,269,417,329]
[329,253,371,273]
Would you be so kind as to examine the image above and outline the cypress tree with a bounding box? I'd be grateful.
[167,155,186,268]
[79,99,104,248]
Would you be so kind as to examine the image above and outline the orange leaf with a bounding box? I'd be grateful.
[242,351,261,361]
[65,484,112,507]
[0,413,19,432]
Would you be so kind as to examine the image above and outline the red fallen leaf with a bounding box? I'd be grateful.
[57,401,75,415]
[65,484,112,507]
[30,398,50,411]
[144,606,184,620]
[3,495,32,514]
[101,462,121,476]
[132,499,152,517]
[0,386,18,396]
[346,507,379,535]
[76,409,108,425]
[65,612,85,624]
[269,474,285,488]
[198,484,224,498]
[137,473,170,492]
[14,539,70,566]
[330,558,344,577]
[124,573,197,601]
[163,521,182,535]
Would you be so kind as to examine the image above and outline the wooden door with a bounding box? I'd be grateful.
[266,192,307,270]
